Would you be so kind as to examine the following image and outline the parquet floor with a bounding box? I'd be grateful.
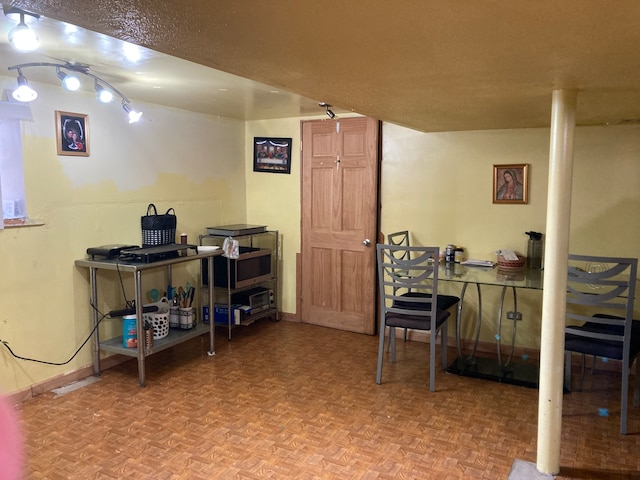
[12,320,640,479]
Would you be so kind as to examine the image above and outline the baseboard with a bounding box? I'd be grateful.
[281,312,298,322]
[6,354,131,406]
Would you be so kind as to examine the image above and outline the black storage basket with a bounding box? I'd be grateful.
[141,203,176,247]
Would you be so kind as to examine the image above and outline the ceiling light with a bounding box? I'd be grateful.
[4,7,40,52]
[12,70,37,102]
[56,67,80,91]
[94,81,114,103]
[122,102,142,123]
[8,17,39,52]
[319,102,336,119]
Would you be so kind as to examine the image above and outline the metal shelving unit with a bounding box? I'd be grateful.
[75,248,221,386]
[199,227,279,340]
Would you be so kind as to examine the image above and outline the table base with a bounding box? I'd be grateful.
[446,356,539,389]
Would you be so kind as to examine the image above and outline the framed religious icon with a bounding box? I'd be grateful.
[493,164,528,204]
[253,137,291,174]
[56,111,90,156]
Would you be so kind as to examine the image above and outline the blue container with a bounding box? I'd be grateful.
[122,315,137,348]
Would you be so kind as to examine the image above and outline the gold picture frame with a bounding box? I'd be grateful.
[493,164,528,204]
[56,111,90,156]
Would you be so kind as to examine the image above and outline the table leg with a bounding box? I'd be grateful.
[456,282,483,361]
[496,286,520,368]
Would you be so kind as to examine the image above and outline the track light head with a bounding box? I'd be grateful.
[319,102,336,119]
[94,81,114,103]
[56,67,80,91]
[122,102,142,123]
[4,7,40,52]
[8,17,39,52]
[12,69,38,102]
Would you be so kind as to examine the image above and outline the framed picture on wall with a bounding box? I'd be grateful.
[253,137,291,174]
[493,163,529,204]
[56,111,90,156]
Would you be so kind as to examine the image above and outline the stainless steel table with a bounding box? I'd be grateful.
[440,263,544,387]
[75,248,222,386]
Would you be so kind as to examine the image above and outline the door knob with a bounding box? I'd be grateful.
[362,239,371,247]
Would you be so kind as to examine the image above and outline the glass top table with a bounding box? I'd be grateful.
[440,263,543,290]
[438,263,544,388]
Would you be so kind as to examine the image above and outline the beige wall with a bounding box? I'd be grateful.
[244,119,303,315]
[0,76,247,394]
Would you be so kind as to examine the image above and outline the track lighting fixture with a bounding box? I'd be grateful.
[319,102,336,119]
[7,62,143,123]
[3,6,40,52]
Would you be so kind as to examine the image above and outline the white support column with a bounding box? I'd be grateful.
[536,89,577,474]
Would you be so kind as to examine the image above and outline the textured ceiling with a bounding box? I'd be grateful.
[3,1,640,132]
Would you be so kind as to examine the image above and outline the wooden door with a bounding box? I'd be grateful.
[300,117,379,334]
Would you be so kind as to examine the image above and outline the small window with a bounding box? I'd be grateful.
[0,111,28,228]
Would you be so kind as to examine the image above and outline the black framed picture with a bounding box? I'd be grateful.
[253,137,292,174]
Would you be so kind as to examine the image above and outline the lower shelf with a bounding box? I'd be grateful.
[446,356,539,389]
[99,323,210,357]
[209,307,279,328]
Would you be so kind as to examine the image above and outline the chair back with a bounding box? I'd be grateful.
[377,243,440,320]
[566,254,637,358]
[387,231,411,261]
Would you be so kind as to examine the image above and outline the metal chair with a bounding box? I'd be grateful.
[564,254,639,434]
[385,231,459,343]
[376,243,451,392]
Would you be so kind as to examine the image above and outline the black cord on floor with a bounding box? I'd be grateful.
[0,303,108,366]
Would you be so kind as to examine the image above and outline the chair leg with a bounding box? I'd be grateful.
[621,362,629,435]
[385,326,391,353]
[634,358,640,408]
[376,322,387,385]
[429,326,436,392]
[440,321,448,370]
[579,353,585,392]
[564,351,572,392]
[390,327,397,363]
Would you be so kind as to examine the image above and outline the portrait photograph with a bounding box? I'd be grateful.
[56,111,90,156]
[493,163,528,204]
[253,137,291,174]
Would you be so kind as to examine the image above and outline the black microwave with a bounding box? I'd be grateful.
[203,247,272,289]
